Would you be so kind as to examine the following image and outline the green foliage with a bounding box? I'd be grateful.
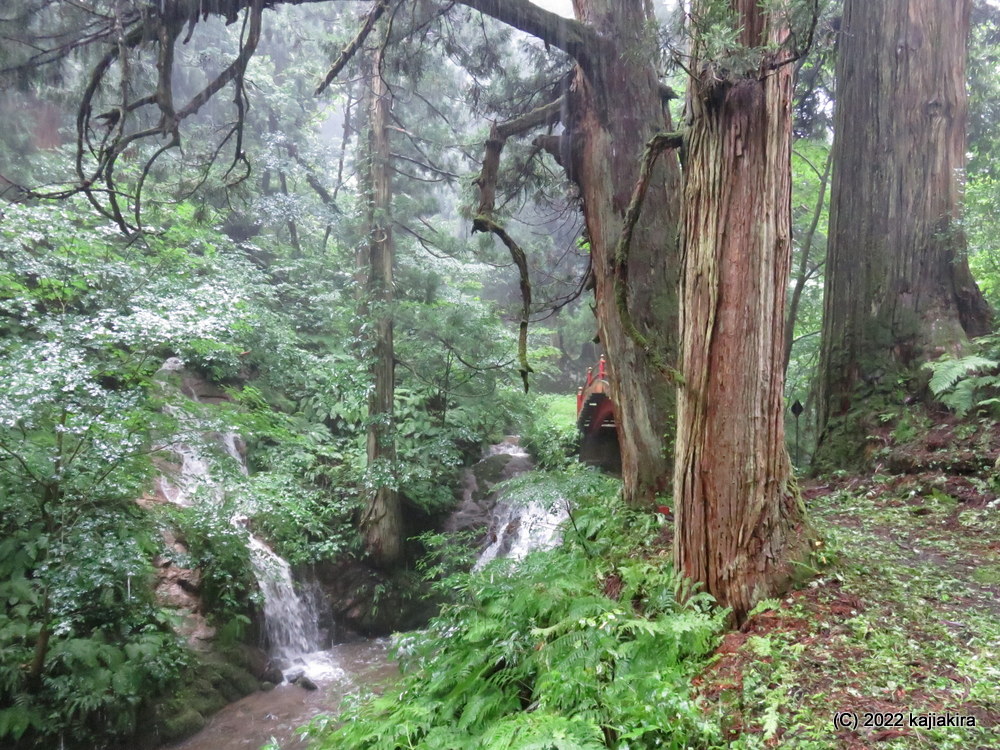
[308,469,727,749]
[0,200,277,748]
[0,507,190,749]
[925,336,1000,417]
[161,502,259,627]
[521,394,580,470]
[244,467,360,565]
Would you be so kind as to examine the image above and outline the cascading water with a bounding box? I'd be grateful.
[244,534,343,681]
[472,438,568,571]
[155,359,336,682]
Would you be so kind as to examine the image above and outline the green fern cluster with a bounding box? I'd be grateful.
[925,334,1000,416]
[309,470,727,749]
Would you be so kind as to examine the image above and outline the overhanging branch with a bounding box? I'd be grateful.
[471,216,534,392]
[315,0,388,95]
[457,0,599,68]
[468,96,568,391]
[473,96,563,215]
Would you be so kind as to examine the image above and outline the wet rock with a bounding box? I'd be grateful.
[221,644,268,678]
[444,446,533,537]
[181,374,230,404]
[287,670,318,690]
[214,662,261,697]
[160,707,207,743]
[262,663,283,684]
[312,558,435,635]
[177,568,202,593]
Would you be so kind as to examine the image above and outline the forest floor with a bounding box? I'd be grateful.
[693,473,1000,749]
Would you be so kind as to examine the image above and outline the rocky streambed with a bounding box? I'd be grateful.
[163,639,394,750]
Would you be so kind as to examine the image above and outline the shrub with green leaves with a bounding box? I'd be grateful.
[0,201,272,748]
[521,393,581,470]
[925,333,1000,416]
[244,467,360,565]
[307,469,727,749]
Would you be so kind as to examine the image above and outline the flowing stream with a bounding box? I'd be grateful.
[157,368,387,749]
[163,640,394,750]
[473,439,568,570]
[162,429,562,748]
[156,359,340,682]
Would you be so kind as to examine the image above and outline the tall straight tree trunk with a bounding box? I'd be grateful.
[361,47,402,568]
[815,0,991,467]
[673,0,809,621]
[570,0,682,506]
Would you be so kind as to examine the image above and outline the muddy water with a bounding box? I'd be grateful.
[165,640,395,750]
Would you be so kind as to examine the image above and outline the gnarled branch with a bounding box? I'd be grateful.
[469,96,568,391]
[613,130,684,382]
[473,96,563,215]
[471,216,533,392]
[315,0,388,95]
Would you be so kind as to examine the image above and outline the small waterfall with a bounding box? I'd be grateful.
[157,443,213,506]
[155,359,337,682]
[246,534,342,681]
[473,438,568,571]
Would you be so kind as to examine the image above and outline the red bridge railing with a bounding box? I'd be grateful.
[577,355,608,415]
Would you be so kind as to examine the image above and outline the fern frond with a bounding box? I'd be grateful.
[926,355,997,395]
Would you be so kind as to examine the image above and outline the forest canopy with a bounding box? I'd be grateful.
[2,1,1000,749]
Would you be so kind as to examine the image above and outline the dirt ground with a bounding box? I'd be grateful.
[694,472,1000,749]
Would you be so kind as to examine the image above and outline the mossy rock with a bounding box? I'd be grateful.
[213,661,261,696]
[145,653,262,746]
[186,676,229,715]
[159,707,206,744]
[205,666,243,703]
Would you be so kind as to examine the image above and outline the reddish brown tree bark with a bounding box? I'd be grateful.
[360,47,402,569]
[673,0,810,620]
[469,0,683,506]
[566,0,682,505]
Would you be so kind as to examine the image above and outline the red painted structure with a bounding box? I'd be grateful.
[576,355,622,473]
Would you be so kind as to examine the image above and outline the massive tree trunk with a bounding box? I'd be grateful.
[673,0,809,621]
[815,0,992,467]
[569,0,682,505]
[471,0,681,506]
[361,47,402,568]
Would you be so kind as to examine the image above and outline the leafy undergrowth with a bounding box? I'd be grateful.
[696,477,1000,749]
[303,469,729,749]
[292,467,999,750]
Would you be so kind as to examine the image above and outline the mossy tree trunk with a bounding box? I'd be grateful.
[673,0,810,622]
[361,47,402,569]
[567,0,681,506]
[815,0,992,468]
[468,0,682,506]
